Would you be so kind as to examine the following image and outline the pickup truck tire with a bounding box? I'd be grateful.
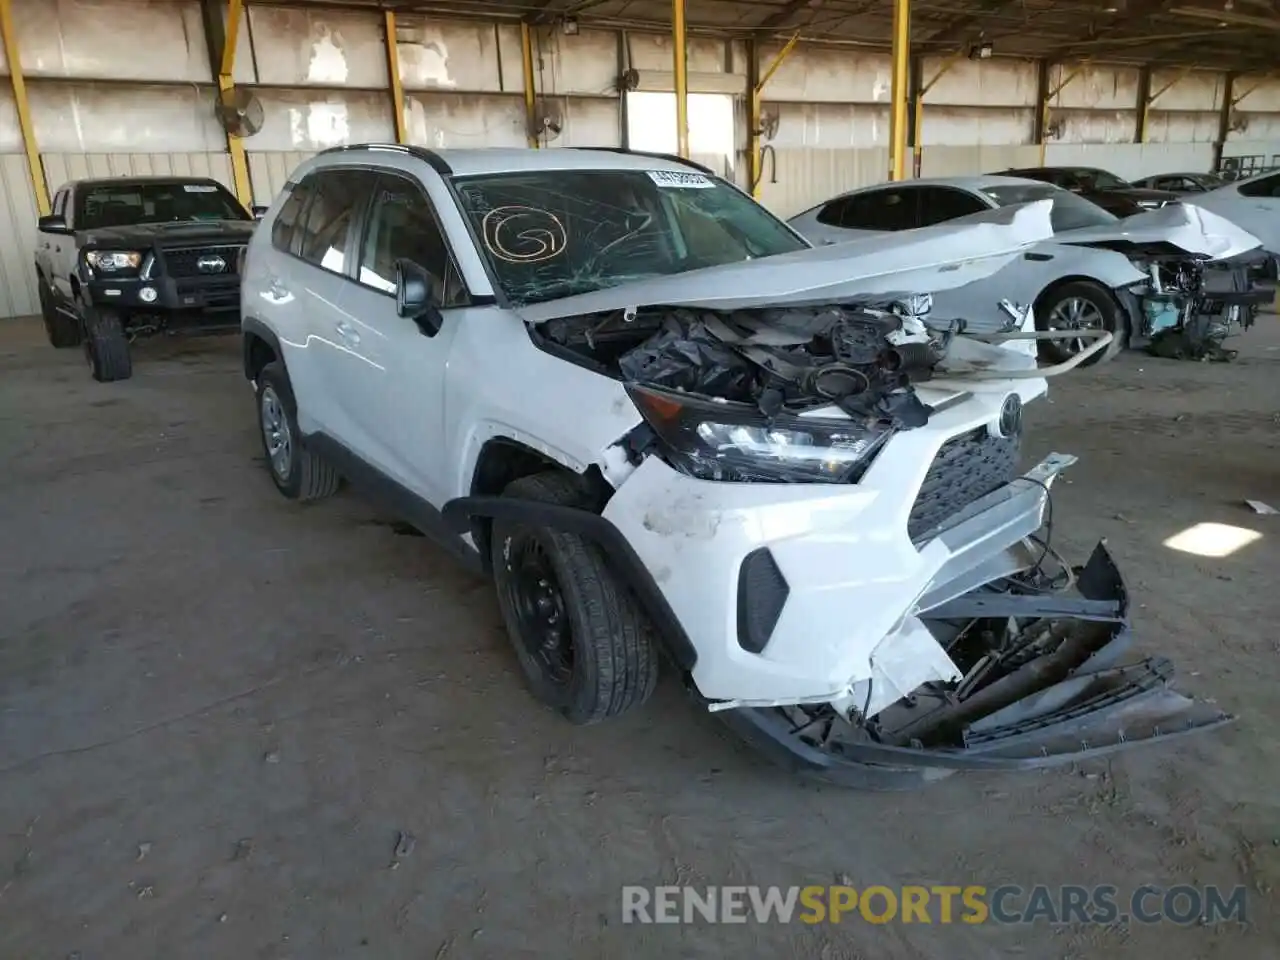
[83,307,133,382]
[1036,280,1125,367]
[255,361,341,502]
[39,281,81,348]
[491,471,660,725]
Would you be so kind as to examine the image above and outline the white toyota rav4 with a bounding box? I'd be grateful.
[241,144,1230,789]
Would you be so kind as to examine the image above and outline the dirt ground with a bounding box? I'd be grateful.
[1,312,1278,960]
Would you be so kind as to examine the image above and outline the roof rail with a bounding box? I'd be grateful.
[316,142,451,175]
[571,147,716,177]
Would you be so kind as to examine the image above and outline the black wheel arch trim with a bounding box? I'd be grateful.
[442,495,699,672]
[242,317,286,382]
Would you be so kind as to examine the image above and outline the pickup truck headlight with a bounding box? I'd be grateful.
[627,384,890,483]
[85,250,143,273]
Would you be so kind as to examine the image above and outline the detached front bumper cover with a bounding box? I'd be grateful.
[721,541,1232,783]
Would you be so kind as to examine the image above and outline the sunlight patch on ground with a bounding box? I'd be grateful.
[1163,522,1262,558]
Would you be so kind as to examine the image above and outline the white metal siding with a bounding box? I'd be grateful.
[41,152,234,193]
[247,151,315,205]
[3,0,1280,323]
[0,155,40,318]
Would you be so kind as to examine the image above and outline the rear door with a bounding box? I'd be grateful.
[276,167,372,443]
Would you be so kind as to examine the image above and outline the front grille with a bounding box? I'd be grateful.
[160,244,244,279]
[908,428,1021,542]
[175,277,240,309]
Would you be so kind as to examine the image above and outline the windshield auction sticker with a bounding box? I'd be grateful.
[647,170,714,189]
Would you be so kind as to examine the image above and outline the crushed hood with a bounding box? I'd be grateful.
[516,200,1056,324]
[1053,201,1261,259]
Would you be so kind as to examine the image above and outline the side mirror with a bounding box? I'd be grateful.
[394,258,443,336]
[251,205,268,220]
[39,214,69,233]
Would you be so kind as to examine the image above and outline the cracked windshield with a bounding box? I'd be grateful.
[452,169,807,305]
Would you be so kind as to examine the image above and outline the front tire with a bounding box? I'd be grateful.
[83,306,132,382]
[1036,280,1125,367]
[491,471,660,725]
[39,279,81,348]
[254,361,341,502]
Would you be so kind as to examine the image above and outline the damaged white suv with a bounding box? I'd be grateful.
[242,144,1231,789]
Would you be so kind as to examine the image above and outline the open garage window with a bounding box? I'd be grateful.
[624,91,735,177]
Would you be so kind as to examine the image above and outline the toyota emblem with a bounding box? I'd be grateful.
[196,254,227,274]
[990,393,1024,439]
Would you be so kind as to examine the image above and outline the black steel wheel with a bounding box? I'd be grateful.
[508,536,576,687]
[491,471,659,725]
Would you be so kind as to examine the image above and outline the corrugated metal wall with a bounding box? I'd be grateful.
[3,0,1280,319]
[0,155,40,319]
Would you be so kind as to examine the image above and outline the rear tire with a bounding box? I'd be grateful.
[83,306,132,382]
[1035,280,1125,367]
[491,471,660,725]
[39,279,81,349]
[255,361,341,502]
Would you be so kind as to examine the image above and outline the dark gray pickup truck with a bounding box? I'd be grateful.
[34,176,261,382]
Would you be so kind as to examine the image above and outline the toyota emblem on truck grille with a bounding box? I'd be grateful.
[197,254,227,274]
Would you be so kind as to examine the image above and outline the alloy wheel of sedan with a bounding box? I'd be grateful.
[1046,296,1106,356]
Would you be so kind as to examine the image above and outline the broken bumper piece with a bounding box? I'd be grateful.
[719,542,1232,787]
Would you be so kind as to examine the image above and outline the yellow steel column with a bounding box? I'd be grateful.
[218,0,252,208]
[521,22,539,148]
[912,52,962,180]
[385,11,407,144]
[887,0,911,180]
[672,0,689,158]
[0,0,49,215]
[750,34,799,200]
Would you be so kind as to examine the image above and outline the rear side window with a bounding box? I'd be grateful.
[357,174,466,306]
[295,169,371,274]
[271,179,313,254]
[815,197,853,227]
[916,187,988,226]
[1238,172,1280,198]
[843,189,920,231]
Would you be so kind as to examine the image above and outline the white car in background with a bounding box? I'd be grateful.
[1188,168,1280,255]
[788,175,1266,364]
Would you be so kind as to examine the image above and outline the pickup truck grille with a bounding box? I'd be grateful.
[908,428,1021,542]
[160,244,245,279]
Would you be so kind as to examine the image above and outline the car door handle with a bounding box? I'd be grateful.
[335,320,360,345]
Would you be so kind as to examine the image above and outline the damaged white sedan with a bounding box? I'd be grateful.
[243,146,1231,790]
[790,175,1271,364]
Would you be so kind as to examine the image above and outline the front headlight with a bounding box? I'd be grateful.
[1136,200,1164,209]
[85,250,143,273]
[627,384,890,483]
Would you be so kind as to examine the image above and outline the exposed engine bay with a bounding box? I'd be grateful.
[544,294,956,433]
[1132,252,1270,361]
